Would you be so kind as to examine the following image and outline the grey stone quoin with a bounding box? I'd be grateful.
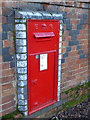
[15,11,63,116]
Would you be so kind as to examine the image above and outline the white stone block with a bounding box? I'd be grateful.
[60,24,63,30]
[18,81,27,87]
[18,100,27,105]
[59,37,62,41]
[41,12,52,17]
[23,111,28,116]
[60,20,63,24]
[18,74,27,80]
[16,32,26,38]
[58,82,60,87]
[58,77,60,82]
[19,11,33,18]
[59,43,62,48]
[15,19,19,23]
[59,31,62,36]
[59,54,61,59]
[33,12,42,17]
[18,94,24,99]
[18,106,28,111]
[17,68,27,74]
[15,24,26,31]
[16,54,27,60]
[58,65,61,71]
[59,49,62,54]
[16,46,27,53]
[16,39,27,46]
[17,61,27,67]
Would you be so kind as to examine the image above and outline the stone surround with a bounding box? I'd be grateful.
[15,11,63,116]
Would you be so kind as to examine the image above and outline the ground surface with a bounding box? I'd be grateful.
[50,99,89,120]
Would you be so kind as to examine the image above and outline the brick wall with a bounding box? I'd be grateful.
[0,1,89,118]
[0,1,17,117]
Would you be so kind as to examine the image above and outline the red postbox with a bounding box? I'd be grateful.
[27,19,59,114]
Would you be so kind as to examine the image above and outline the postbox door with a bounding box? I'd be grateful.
[27,19,59,114]
[28,52,55,111]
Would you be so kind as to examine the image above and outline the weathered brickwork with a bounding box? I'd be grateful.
[0,1,89,118]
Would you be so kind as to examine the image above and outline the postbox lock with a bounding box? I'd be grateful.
[32,79,38,85]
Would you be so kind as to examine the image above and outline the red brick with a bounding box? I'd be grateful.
[79,40,88,45]
[2,69,12,77]
[62,72,72,79]
[83,49,88,54]
[62,48,66,53]
[0,64,2,70]
[1,75,15,84]
[69,64,79,71]
[72,69,80,75]
[80,30,88,34]
[82,25,88,30]
[63,36,71,41]
[2,7,10,16]
[71,46,76,51]
[80,62,88,68]
[72,24,77,30]
[77,58,88,64]
[1,16,7,24]
[68,51,78,57]
[1,106,16,116]
[58,6,63,11]
[81,44,88,49]
[2,95,15,104]
[2,83,13,91]
[9,47,15,54]
[67,75,76,81]
[77,35,88,40]
[80,71,88,76]
[64,7,69,12]
[79,3,82,8]
[2,62,10,70]
[4,40,12,47]
[70,19,80,24]
[67,2,73,6]
[2,101,15,110]
[61,67,69,73]
[0,70,2,80]
[62,42,68,47]
[61,62,68,69]
[80,66,88,72]
[2,87,16,98]
[66,55,79,62]
[64,30,69,35]
[0,56,3,63]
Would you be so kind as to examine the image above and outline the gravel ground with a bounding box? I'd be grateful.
[50,100,89,120]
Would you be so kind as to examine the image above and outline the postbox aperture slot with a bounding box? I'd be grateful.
[34,32,55,38]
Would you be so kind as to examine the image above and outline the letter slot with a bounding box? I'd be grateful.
[34,32,55,38]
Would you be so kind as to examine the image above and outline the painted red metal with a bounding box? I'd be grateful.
[27,19,60,115]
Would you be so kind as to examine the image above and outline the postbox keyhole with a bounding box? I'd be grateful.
[33,82,35,85]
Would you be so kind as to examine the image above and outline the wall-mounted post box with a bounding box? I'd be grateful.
[27,20,59,114]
